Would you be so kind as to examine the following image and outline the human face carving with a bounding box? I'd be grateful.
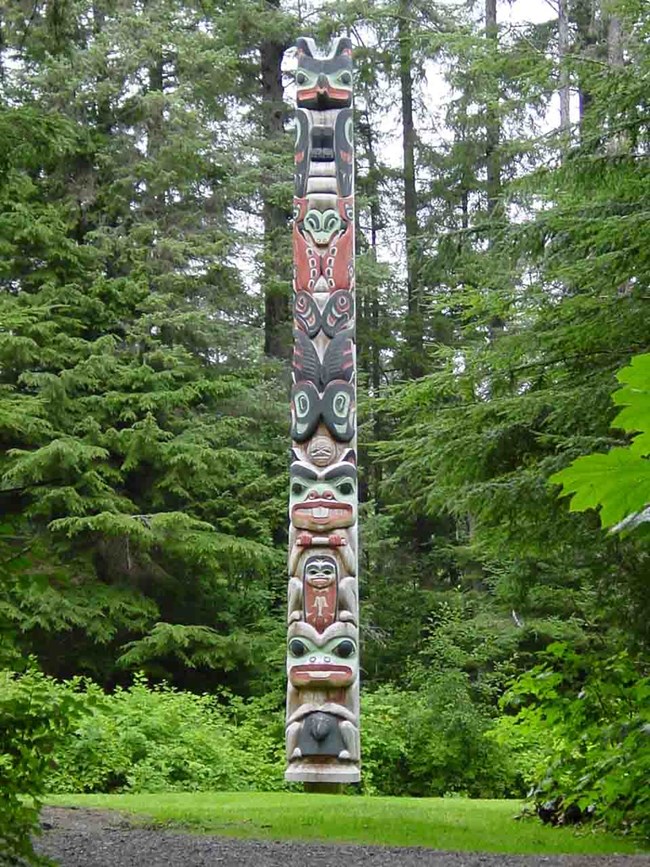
[304,555,338,589]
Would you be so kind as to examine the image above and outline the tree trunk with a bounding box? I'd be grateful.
[605,4,624,67]
[484,0,501,224]
[398,2,423,378]
[260,23,290,359]
[558,0,571,148]
[358,104,382,397]
[573,0,598,124]
[603,2,627,152]
[357,102,383,504]
[607,14,623,65]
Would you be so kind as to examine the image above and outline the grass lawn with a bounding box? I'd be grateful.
[46,792,646,855]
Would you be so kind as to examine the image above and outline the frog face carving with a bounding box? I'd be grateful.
[293,196,355,294]
[287,621,358,688]
[303,209,342,246]
[289,456,357,531]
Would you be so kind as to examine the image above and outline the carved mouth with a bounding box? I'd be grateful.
[290,664,353,685]
[292,500,352,525]
[298,86,350,104]
[307,578,334,589]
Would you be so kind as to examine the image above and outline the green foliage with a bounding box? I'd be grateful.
[551,353,650,531]
[0,673,513,804]
[37,675,513,801]
[361,680,515,798]
[0,669,80,866]
[372,0,650,670]
[48,677,286,794]
[0,0,288,688]
[495,643,650,838]
[364,0,650,835]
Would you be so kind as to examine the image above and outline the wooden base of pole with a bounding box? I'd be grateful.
[303,781,344,794]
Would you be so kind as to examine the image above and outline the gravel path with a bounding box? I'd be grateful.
[35,807,649,867]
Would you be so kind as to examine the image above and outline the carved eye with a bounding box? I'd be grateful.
[339,71,352,85]
[291,481,307,496]
[338,481,354,496]
[296,71,307,85]
[295,392,310,417]
[324,212,340,232]
[333,391,350,417]
[334,639,355,658]
[289,639,308,657]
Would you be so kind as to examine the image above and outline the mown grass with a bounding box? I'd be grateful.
[46,792,647,855]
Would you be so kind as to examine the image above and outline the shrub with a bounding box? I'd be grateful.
[361,677,517,798]
[495,642,650,838]
[48,677,285,794]
[0,668,79,865]
[225,691,287,792]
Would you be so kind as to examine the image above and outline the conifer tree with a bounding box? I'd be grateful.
[0,0,288,688]
[379,0,650,666]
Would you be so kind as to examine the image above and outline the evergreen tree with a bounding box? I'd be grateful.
[378,0,650,675]
[0,0,288,689]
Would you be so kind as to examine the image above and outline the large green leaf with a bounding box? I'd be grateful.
[612,352,650,455]
[550,353,650,530]
[551,448,650,528]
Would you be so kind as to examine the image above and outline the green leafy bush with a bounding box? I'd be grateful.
[0,668,79,865]
[494,643,650,837]
[361,678,516,798]
[48,677,285,794]
[224,691,286,792]
[42,675,516,800]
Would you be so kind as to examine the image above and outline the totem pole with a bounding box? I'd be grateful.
[285,36,359,785]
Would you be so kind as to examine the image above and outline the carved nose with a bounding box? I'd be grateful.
[317,72,328,89]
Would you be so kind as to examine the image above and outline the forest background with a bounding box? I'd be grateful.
[0,0,648,861]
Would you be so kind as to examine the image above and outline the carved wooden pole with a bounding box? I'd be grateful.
[285,36,359,785]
